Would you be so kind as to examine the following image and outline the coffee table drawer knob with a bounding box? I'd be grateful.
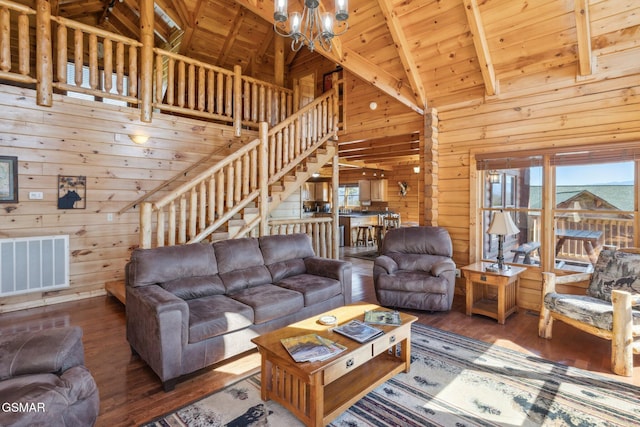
[346,358,354,368]
[389,335,396,344]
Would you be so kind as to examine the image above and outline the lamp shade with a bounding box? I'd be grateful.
[488,211,519,236]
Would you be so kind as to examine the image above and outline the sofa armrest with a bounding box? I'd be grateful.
[0,327,85,381]
[373,255,398,275]
[431,259,456,277]
[126,284,189,383]
[304,257,353,304]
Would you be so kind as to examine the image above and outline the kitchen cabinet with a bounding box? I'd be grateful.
[371,179,388,201]
[304,182,329,201]
[359,179,387,202]
[358,180,371,202]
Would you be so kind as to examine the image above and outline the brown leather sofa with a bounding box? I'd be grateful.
[0,327,100,426]
[126,233,352,391]
[373,226,456,312]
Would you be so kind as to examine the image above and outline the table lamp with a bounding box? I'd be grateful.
[487,210,520,271]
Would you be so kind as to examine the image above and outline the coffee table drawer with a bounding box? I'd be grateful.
[372,326,409,356]
[323,344,372,384]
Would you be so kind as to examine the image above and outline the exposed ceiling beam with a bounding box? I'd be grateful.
[574,0,594,76]
[217,7,245,67]
[376,0,426,109]
[463,0,497,96]
[233,0,423,115]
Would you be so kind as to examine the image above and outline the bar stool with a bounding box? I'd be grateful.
[355,225,374,246]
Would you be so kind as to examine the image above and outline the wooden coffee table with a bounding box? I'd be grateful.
[251,303,417,427]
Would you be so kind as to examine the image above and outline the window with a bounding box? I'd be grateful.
[477,146,637,272]
[480,165,543,268]
[338,185,359,209]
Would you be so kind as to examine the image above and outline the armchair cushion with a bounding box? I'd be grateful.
[544,292,640,331]
[588,248,640,301]
[0,327,84,380]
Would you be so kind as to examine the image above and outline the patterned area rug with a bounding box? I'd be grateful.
[142,324,640,426]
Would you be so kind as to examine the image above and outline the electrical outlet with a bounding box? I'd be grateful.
[455,268,461,278]
[29,191,43,200]
[107,213,113,222]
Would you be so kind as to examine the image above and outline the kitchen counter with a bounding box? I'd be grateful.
[339,215,380,246]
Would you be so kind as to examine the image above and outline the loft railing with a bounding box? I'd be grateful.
[139,88,340,251]
[0,0,294,135]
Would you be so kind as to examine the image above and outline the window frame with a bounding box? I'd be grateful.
[472,146,639,272]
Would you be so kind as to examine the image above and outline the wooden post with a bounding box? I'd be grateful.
[332,153,340,259]
[139,0,154,122]
[140,202,152,249]
[35,0,52,106]
[274,35,284,87]
[233,65,242,137]
[258,122,269,236]
[423,108,438,226]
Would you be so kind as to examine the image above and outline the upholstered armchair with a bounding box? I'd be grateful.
[0,326,100,426]
[373,226,456,311]
[539,247,640,376]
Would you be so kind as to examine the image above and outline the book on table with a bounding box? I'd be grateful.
[363,309,402,325]
[332,319,384,343]
[281,334,346,363]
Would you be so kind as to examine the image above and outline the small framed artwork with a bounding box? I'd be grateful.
[58,175,86,209]
[0,156,18,203]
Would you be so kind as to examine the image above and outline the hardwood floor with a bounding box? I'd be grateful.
[0,248,637,427]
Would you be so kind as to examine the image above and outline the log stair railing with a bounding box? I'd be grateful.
[139,87,340,250]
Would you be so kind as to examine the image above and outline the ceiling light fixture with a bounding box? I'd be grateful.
[274,0,349,52]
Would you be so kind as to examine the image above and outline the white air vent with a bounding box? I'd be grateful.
[0,235,69,296]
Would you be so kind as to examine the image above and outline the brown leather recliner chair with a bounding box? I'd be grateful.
[0,327,100,426]
[374,226,456,312]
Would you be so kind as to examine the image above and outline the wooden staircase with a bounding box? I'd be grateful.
[138,89,340,249]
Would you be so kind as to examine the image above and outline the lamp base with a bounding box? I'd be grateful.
[485,263,511,273]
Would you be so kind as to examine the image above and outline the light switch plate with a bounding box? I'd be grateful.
[29,191,44,200]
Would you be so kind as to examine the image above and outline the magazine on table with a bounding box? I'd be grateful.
[332,319,384,343]
[363,309,402,326]
[281,334,346,363]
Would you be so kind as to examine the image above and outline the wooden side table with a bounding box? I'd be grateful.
[461,262,526,324]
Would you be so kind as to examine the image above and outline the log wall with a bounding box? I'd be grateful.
[0,84,250,312]
[438,74,640,310]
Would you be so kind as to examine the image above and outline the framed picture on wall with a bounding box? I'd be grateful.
[58,175,86,209]
[0,156,18,203]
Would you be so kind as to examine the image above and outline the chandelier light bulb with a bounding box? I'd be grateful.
[273,0,349,52]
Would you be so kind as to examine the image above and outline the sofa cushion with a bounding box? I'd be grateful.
[213,238,272,292]
[161,276,225,300]
[376,271,449,294]
[275,274,342,306]
[229,284,304,324]
[260,234,315,281]
[187,295,254,343]
[128,243,218,287]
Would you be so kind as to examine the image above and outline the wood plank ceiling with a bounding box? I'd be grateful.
[28,1,640,166]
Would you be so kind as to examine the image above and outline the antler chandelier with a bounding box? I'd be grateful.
[274,0,349,52]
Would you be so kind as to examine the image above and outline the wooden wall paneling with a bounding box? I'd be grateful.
[438,73,640,311]
[0,84,244,312]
